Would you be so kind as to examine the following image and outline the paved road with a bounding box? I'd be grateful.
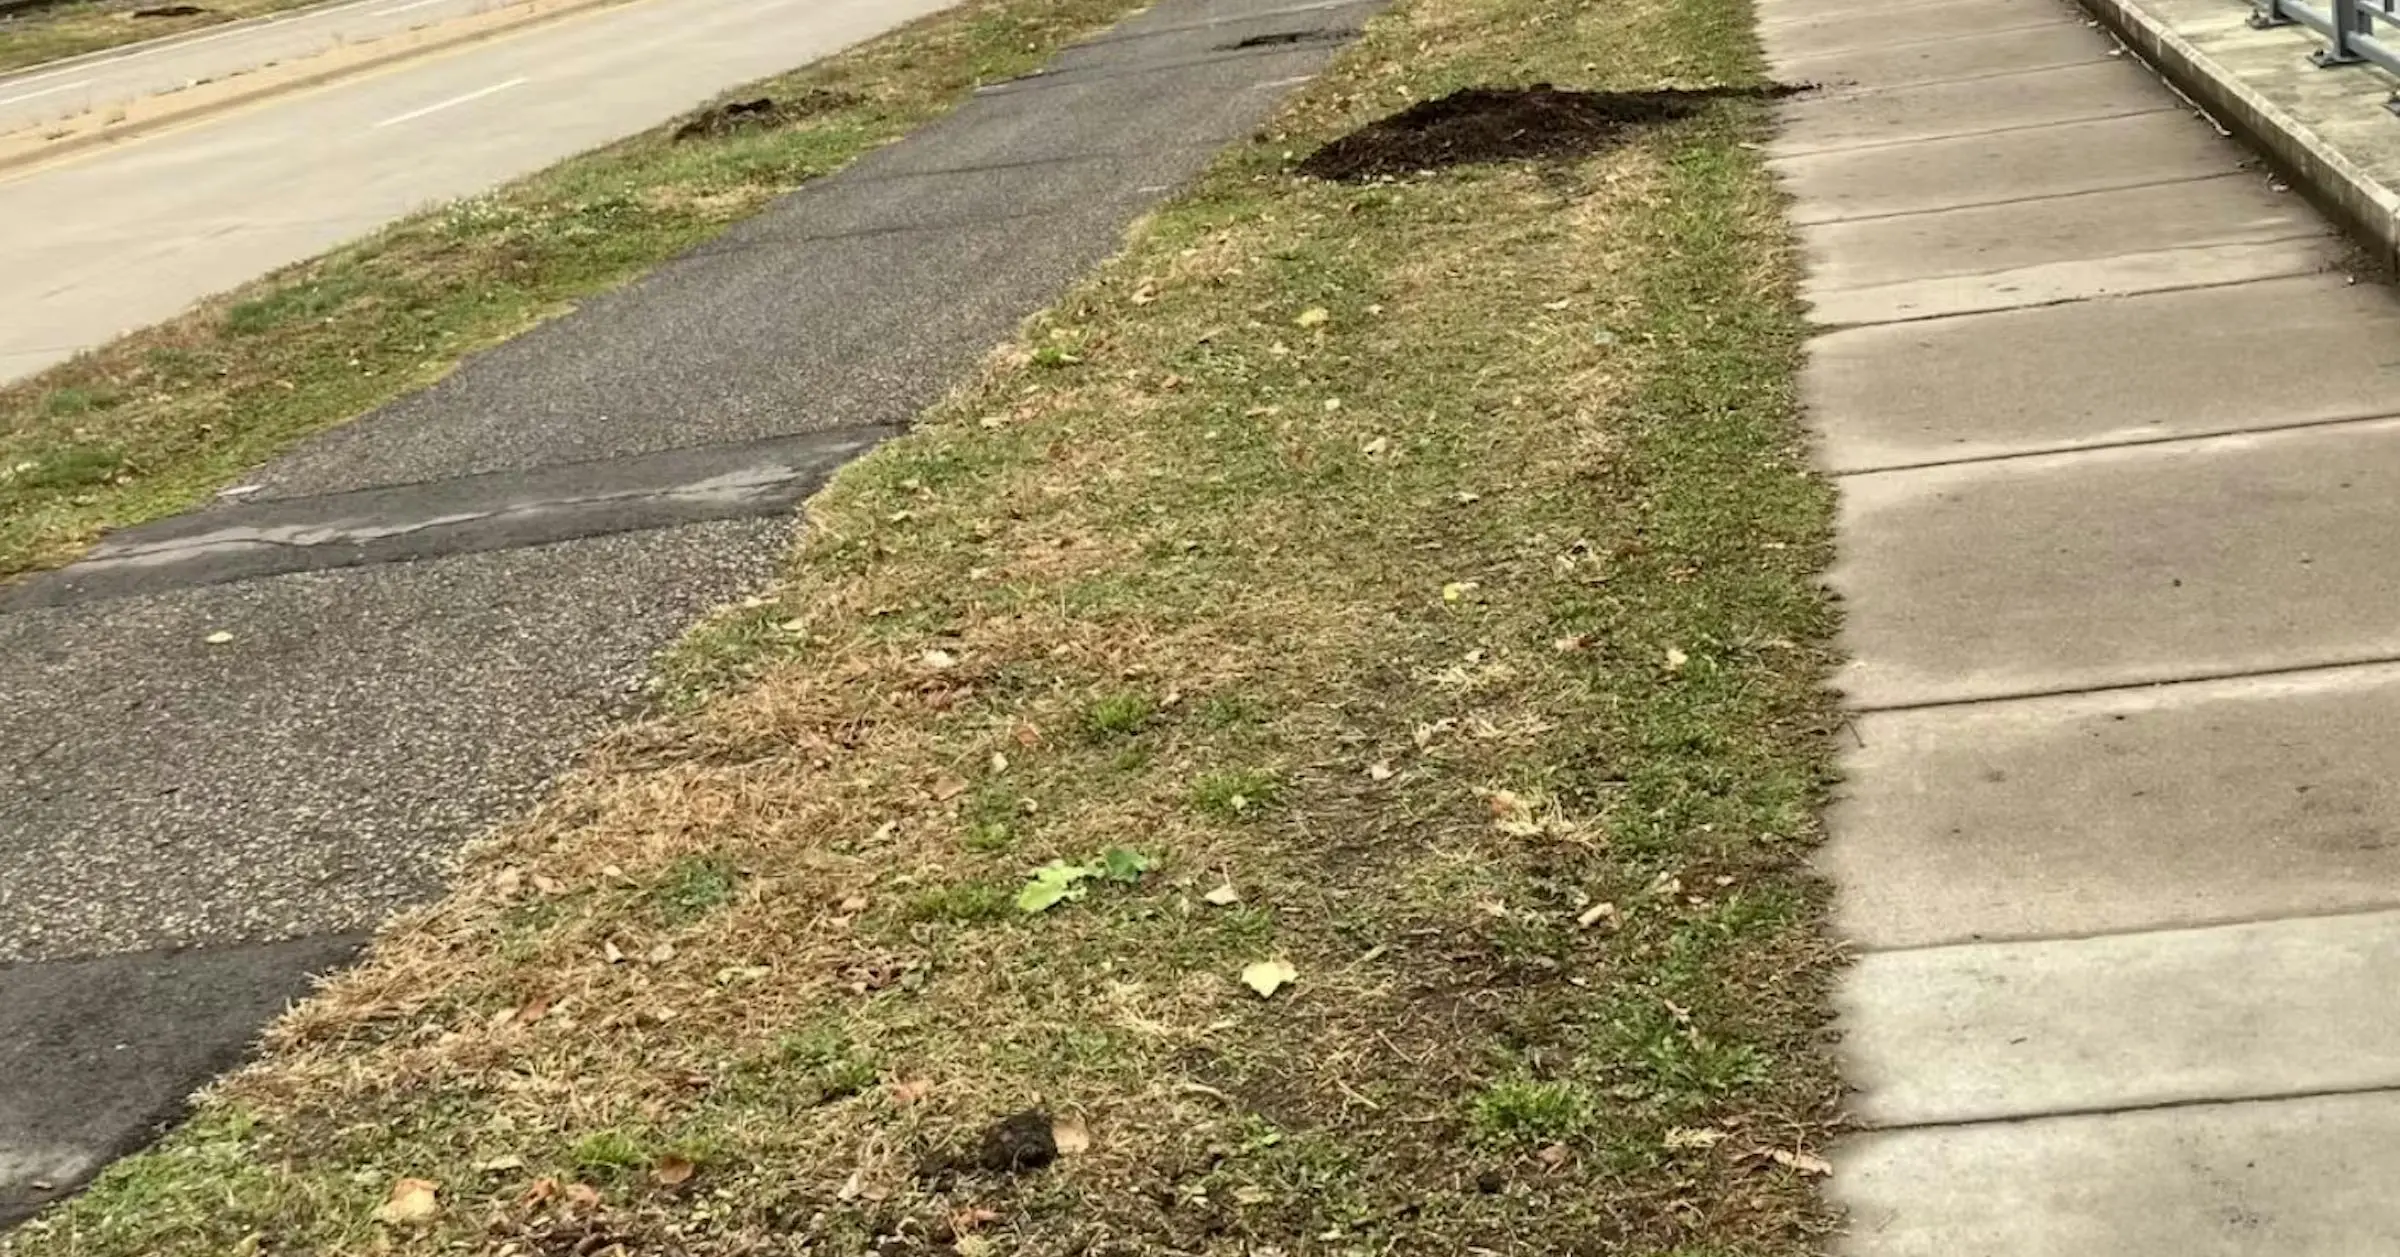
[0,0,958,384]
[1767,0,2400,1249]
[0,0,544,135]
[0,0,1379,1224]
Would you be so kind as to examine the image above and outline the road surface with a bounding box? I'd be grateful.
[0,0,552,136]
[0,0,956,383]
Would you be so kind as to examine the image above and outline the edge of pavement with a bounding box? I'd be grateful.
[0,0,638,176]
[0,0,362,86]
[2080,0,2400,269]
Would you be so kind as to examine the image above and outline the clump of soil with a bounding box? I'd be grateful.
[974,1110,1059,1173]
[1296,83,1802,181]
[129,3,208,15]
[671,89,865,142]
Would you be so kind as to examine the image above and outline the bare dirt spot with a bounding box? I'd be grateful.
[1297,83,1802,181]
[128,4,208,15]
[671,89,865,142]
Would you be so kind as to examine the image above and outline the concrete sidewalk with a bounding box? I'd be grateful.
[1763,0,2400,1250]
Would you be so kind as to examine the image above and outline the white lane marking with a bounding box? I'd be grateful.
[370,75,526,127]
[0,78,88,107]
[370,0,458,17]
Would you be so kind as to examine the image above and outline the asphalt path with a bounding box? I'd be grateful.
[0,0,1380,1225]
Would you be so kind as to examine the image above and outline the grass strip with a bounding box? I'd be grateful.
[0,0,1146,578]
[2,0,1845,1249]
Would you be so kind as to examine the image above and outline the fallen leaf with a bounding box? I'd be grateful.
[602,941,625,964]
[564,1182,602,1208]
[1295,306,1331,327]
[922,649,959,669]
[1323,397,1342,412]
[648,942,676,963]
[1441,581,1479,603]
[473,1154,525,1173]
[652,1155,696,1187]
[1241,959,1297,998]
[1362,435,1390,457]
[1366,761,1394,781]
[1553,633,1591,653]
[519,1177,559,1206]
[1536,1142,1572,1170]
[989,751,1009,773]
[1664,646,1688,671]
[1665,1127,1725,1150]
[1017,859,1097,913]
[1051,1116,1092,1155]
[1101,847,1154,883]
[838,894,870,914]
[890,1077,935,1105]
[375,1178,439,1226]
[1014,722,1043,747]
[1130,280,1159,305]
[1203,883,1242,906]
[1574,902,1618,929]
[931,774,970,802]
[1768,1148,1833,1176]
[950,1206,1001,1232]
[514,995,552,1024]
[203,630,234,645]
[1541,297,1574,310]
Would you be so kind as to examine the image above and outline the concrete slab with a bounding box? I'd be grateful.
[1801,172,2334,324]
[1761,0,2069,60]
[1774,21,2115,92]
[1804,274,2400,470]
[1842,910,2400,1126]
[1772,60,2181,157]
[1773,108,2251,227]
[1824,663,2400,948]
[1833,418,2400,707]
[1832,1092,2400,1255]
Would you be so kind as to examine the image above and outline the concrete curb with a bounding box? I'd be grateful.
[0,0,632,177]
[2079,0,2400,270]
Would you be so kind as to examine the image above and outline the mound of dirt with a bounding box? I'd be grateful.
[671,89,865,143]
[1296,83,1802,181]
[129,3,208,15]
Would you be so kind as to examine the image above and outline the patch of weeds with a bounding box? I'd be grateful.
[904,879,1014,923]
[1190,767,1282,819]
[3,444,124,492]
[1079,690,1156,741]
[41,386,117,418]
[651,855,741,926]
[570,1129,652,1177]
[772,1025,880,1104]
[1195,692,1266,730]
[221,272,369,336]
[1030,344,1083,369]
[1469,1078,1599,1144]
[1014,847,1154,913]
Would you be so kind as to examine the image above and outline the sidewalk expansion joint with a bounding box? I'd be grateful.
[1843,902,2400,956]
[1851,1079,2400,1136]
[1797,167,2252,228]
[1809,258,2335,331]
[1772,103,2182,160]
[1826,404,2400,476]
[0,424,899,611]
[1795,21,2112,69]
[1845,650,2400,716]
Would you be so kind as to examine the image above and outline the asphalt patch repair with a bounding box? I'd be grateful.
[1297,83,1805,181]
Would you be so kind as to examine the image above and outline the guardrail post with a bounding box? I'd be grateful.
[2251,0,2292,28]
[2316,0,2370,62]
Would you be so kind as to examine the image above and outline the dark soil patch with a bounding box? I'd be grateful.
[1221,27,1352,50]
[128,4,207,15]
[1297,83,1803,181]
[974,1110,1059,1174]
[671,89,865,142]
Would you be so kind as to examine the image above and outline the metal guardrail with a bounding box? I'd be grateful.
[2254,0,2400,111]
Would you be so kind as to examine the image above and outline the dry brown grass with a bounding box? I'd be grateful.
[3,0,1844,1250]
